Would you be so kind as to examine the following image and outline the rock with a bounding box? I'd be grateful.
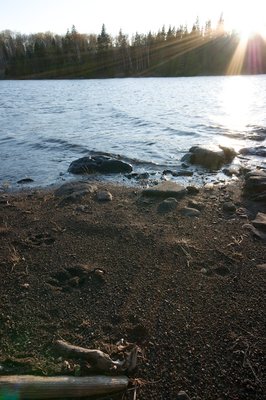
[188,200,205,210]
[243,169,266,201]
[223,165,241,176]
[239,146,266,157]
[243,223,266,241]
[126,172,149,180]
[186,186,200,195]
[136,172,150,180]
[55,182,97,204]
[97,190,113,201]
[20,283,30,289]
[157,198,178,213]
[247,126,266,141]
[223,201,236,213]
[55,182,97,197]
[252,212,266,232]
[68,155,133,175]
[17,178,34,184]
[94,268,105,277]
[163,169,193,177]
[181,145,236,170]
[180,207,201,217]
[142,182,187,199]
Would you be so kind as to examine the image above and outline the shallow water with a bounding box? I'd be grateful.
[0,76,265,189]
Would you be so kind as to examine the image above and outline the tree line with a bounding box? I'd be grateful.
[1,18,266,79]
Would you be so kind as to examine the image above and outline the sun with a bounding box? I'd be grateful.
[225,1,266,40]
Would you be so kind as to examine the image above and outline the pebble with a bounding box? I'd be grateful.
[180,207,201,217]
[256,263,266,271]
[97,190,113,201]
[186,186,200,195]
[223,201,236,212]
[157,198,178,213]
[188,200,205,210]
[177,390,191,400]
[20,283,30,289]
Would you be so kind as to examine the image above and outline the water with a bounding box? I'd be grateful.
[0,76,265,189]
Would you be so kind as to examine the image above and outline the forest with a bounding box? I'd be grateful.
[1,17,266,79]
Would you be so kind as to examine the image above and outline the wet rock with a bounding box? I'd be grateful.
[181,145,236,170]
[17,178,34,184]
[223,201,236,213]
[136,172,150,180]
[247,127,266,141]
[163,169,193,177]
[157,197,178,213]
[223,165,241,176]
[143,182,187,199]
[68,155,133,174]
[180,207,201,217]
[239,146,266,157]
[97,190,113,201]
[126,172,149,180]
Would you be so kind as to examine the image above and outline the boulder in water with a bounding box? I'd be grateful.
[181,145,236,170]
[239,146,266,157]
[68,155,133,175]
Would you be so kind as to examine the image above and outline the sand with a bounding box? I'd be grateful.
[0,179,265,399]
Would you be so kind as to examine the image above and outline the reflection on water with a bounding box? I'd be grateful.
[220,76,253,131]
[0,76,265,188]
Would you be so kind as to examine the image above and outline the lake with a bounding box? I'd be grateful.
[0,76,265,189]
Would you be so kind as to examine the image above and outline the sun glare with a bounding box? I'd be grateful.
[226,1,266,40]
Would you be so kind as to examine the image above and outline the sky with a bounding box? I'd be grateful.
[0,0,266,37]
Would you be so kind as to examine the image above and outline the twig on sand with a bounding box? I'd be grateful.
[243,342,262,384]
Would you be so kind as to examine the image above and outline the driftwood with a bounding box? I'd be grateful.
[55,339,138,372]
[0,375,129,399]
[55,339,117,371]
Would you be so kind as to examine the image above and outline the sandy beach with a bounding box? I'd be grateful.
[0,178,265,399]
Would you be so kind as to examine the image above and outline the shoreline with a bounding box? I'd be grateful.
[0,178,265,399]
